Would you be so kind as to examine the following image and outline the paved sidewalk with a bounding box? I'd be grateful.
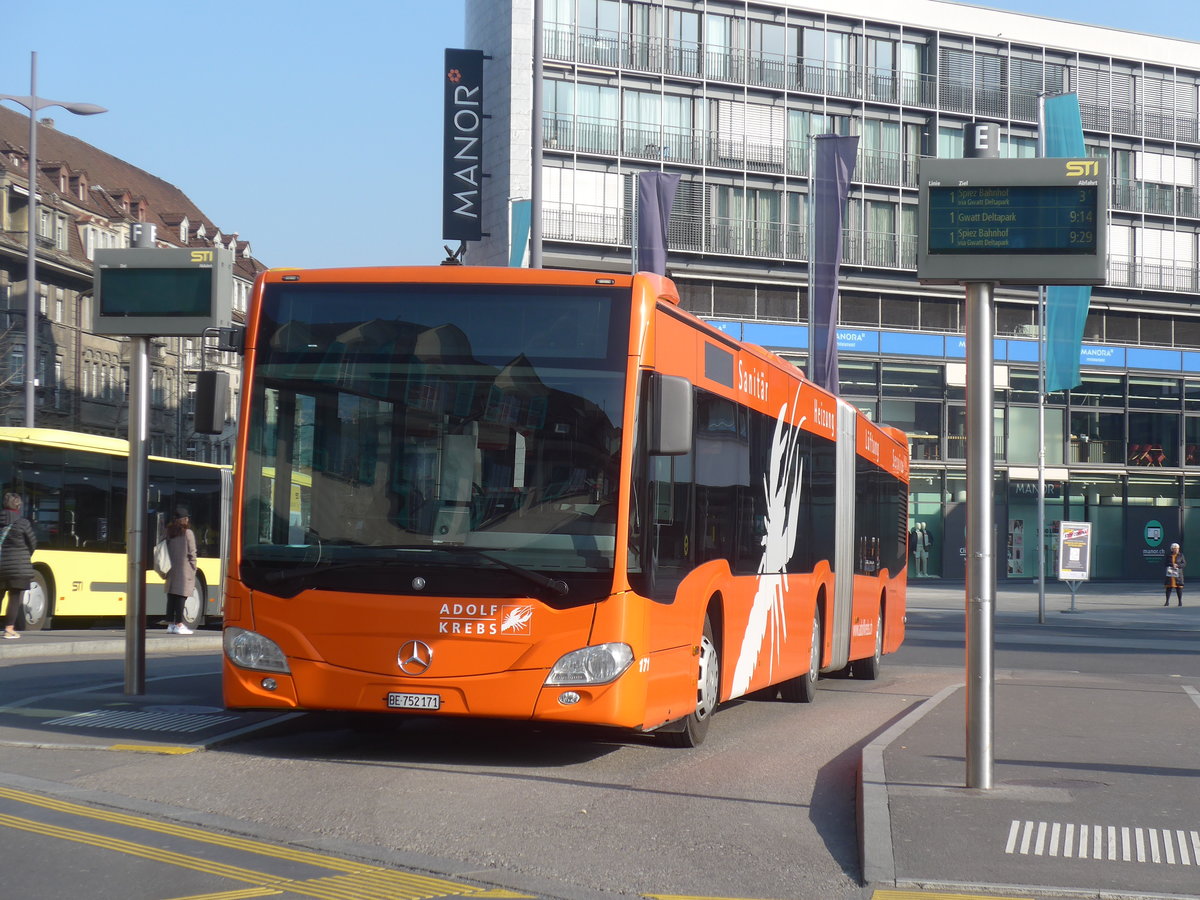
[0,625,222,660]
[863,579,1200,900]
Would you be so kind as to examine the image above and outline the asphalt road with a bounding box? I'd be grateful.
[0,584,1194,900]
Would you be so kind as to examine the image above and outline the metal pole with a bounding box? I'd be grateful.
[965,280,996,790]
[1036,93,1048,623]
[24,52,38,428]
[124,336,149,695]
[529,0,544,268]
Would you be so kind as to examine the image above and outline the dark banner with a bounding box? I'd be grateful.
[443,49,485,242]
[635,171,680,275]
[810,134,858,394]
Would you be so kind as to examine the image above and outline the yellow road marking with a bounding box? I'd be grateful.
[0,786,503,898]
[108,743,201,755]
[166,890,283,900]
[0,785,384,873]
[0,811,488,898]
[0,812,294,886]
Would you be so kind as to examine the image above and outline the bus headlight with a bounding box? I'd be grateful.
[545,643,634,686]
[224,627,290,674]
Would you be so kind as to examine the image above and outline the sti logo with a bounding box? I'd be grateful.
[189,250,214,263]
[1065,159,1099,177]
[1145,520,1164,547]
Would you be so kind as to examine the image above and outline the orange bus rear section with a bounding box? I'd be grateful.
[222,267,908,742]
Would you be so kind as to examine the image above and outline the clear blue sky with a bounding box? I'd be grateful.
[2,1,1194,270]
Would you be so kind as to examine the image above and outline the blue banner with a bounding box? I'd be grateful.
[509,199,531,267]
[1043,94,1092,393]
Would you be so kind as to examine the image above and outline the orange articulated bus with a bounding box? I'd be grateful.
[221,266,909,746]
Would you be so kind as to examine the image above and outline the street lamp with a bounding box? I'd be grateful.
[1,51,106,428]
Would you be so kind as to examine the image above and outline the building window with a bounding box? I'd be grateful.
[11,343,24,385]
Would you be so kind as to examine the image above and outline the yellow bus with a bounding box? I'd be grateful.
[0,428,230,631]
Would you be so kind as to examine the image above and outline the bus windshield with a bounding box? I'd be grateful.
[241,281,630,598]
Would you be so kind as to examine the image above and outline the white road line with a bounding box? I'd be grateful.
[1020,820,1034,855]
[1005,820,1020,854]
[1006,820,1200,867]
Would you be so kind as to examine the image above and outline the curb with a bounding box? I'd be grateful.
[859,682,962,888]
[0,634,222,660]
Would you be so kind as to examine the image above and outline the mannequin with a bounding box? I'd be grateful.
[913,522,931,576]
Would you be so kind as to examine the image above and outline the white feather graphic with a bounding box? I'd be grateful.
[730,392,805,698]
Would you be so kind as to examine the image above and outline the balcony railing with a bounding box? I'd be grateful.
[544,25,1200,137]
[544,115,919,187]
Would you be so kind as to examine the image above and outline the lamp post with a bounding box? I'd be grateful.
[1,51,106,428]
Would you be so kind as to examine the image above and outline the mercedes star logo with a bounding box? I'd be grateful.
[398,640,433,676]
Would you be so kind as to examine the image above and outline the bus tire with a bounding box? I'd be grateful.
[181,573,207,631]
[780,606,821,703]
[20,569,53,632]
[850,608,884,681]
[660,615,720,748]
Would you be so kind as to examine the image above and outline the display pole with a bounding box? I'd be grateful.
[965,280,996,791]
[124,335,149,695]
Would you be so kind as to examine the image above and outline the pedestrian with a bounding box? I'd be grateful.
[1,492,37,639]
[164,506,198,634]
[1164,542,1186,607]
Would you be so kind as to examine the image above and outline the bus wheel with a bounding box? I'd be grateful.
[850,611,883,681]
[661,615,720,748]
[20,570,52,632]
[780,608,821,703]
[181,574,207,631]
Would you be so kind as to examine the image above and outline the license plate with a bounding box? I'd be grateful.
[386,692,441,710]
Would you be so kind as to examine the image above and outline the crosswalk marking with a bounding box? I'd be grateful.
[1006,820,1200,866]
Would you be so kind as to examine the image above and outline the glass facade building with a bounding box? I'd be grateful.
[466,0,1200,581]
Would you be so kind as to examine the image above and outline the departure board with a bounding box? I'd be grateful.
[917,157,1108,286]
[926,185,1098,255]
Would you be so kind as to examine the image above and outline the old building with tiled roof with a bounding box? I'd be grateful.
[0,105,264,461]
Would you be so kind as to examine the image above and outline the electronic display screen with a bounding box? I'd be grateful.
[926,185,1098,255]
[98,267,213,317]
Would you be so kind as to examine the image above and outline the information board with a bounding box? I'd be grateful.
[1057,521,1092,581]
[93,248,233,336]
[917,158,1107,285]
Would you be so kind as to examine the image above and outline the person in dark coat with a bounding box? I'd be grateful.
[165,506,198,634]
[1164,542,1186,607]
[1,492,37,639]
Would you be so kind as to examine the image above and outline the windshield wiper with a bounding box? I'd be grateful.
[248,546,568,598]
[422,545,569,597]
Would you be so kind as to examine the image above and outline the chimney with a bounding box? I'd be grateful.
[39,117,56,129]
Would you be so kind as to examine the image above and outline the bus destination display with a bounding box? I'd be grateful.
[927,184,1097,255]
[917,157,1108,286]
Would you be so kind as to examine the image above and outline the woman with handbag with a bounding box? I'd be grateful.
[165,506,198,634]
[1164,542,1186,607]
[1,492,37,639]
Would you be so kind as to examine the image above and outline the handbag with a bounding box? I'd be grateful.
[153,538,172,579]
[1166,564,1180,579]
